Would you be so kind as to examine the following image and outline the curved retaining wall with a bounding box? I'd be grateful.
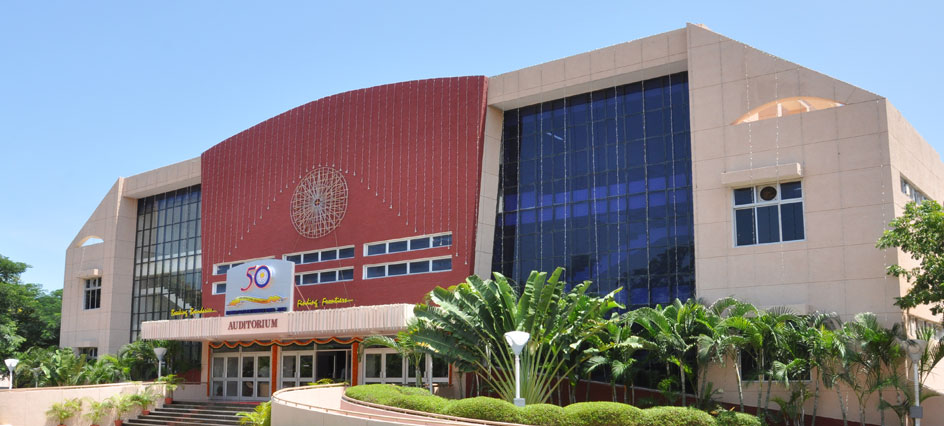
[273,385,517,426]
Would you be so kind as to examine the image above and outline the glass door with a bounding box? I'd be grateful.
[211,355,240,399]
[281,351,314,389]
[240,353,271,400]
[361,349,405,384]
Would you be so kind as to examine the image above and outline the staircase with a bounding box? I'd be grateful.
[124,401,259,426]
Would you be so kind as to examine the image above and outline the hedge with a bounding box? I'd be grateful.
[344,385,760,426]
[714,410,763,426]
[442,396,523,423]
[519,404,566,426]
[641,406,715,426]
[563,401,647,426]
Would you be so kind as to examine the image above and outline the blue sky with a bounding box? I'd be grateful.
[1,1,941,292]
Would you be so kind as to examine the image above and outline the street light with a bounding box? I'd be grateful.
[153,347,167,379]
[4,359,19,390]
[503,331,530,407]
[31,367,41,388]
[905,338,928,426]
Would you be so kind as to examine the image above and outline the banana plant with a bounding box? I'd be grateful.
[412,268,622,405]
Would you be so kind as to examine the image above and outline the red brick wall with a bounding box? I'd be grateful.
[200,77,488,314]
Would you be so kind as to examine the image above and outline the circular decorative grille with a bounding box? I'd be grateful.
[290,167,349,239]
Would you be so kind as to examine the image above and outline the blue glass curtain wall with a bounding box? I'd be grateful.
[492,72,694,308]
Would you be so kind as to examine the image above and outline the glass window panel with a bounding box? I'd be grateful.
[302,274,318,285]
[320,271,337,283]
[365,354,381,378]
[339,247,355,258]
[734,188,754,205]
[300,355,314,378]
[286,255,301,264]
[432,234,452,247]
[242,357,255,378]
[340,269,354,281]
[410,261,430,274]
[386,354,403,378]
[226,358,239,378]
[321,250,337,261]
[367,244,386,256]
[735,209,756,246]
[388,241,408,253]
[781,181,802,199]
[226,381,238,397]
[303,252,319,263]
[282,356,296,378]
[410,238,431,250]
[757,205,781,244]
[432,258,452,271]
[258,382,270,398]
[241,381,254,397]
[257,356,270,378]
[388,263,407,276]
[781,202,805,241]
[366,266,386,278]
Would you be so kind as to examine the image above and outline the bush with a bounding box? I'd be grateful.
[641,406,715,426]
[563,401,646,426]
[390,394,449,414]
[345,384,403,405]
[714,410,762,426]
[520,404,566,426]
[443,397,522,423]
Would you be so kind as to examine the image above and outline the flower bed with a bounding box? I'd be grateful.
[344,385,760,426]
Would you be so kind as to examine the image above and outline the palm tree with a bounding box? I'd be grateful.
[412,268,622,405]
[696,297,757,411]
[634,299,708,407]
[844,313,905,426]
[79,354,131,384]
[714,300,761,413]
[362,319,427,387]
[803,312,842,426]
[585,314,650,403]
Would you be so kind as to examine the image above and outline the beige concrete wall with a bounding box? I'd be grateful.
[473,106,504,279]
[685,24,908,326]
[60,158,200,356]
[0,382,162,426]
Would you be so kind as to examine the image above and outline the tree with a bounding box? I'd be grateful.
[412,268,621,405]
[362,319,428,387]
[877,200,944,315]
[585,314,650,403]
[634,299,709,407]
[0,254,62,358]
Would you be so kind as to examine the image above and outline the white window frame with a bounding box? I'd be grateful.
[84,277,102,310]
[283,245,355,265]
[363,232,453,256]
[212,256,275,276]
[901,176,931,204]
[212,281,227,295]
[362,255,453,280]
[732,181,805,247]
[295,267,356,286]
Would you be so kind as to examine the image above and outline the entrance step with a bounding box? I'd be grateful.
[123,401,259,426]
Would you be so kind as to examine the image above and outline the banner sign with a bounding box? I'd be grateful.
[225,259,295,316]
[219,314,288,336]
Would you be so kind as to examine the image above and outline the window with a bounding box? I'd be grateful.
[733,182,804,246]
[285,246,355,265]
[901,176,930,204]
[363,257,452,279]
[294,268,355,286]
[78,347,98,361]
[84,278,101,310]
[364,233,453,256]
[213,282,227,295]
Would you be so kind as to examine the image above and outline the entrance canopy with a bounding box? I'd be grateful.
[141,304,413,341]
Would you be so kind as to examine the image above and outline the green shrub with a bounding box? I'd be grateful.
[443,397,522,423]
[563,401,646,426]
[520,404,566,426]
[390,394,449,414]
[345,384,403,405]
[641,406,715,426]
[398,386,433,396]
[714,410,762,426]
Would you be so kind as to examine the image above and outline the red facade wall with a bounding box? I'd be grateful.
[200,77,488,315]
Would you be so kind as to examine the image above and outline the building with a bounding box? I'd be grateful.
[60,24,943,421]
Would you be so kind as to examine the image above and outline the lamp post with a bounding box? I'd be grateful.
[905,339,928,426]
[153,347,167,379]
[503,331,530,407]
[31,367,41,388]
[4,359,19,390]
